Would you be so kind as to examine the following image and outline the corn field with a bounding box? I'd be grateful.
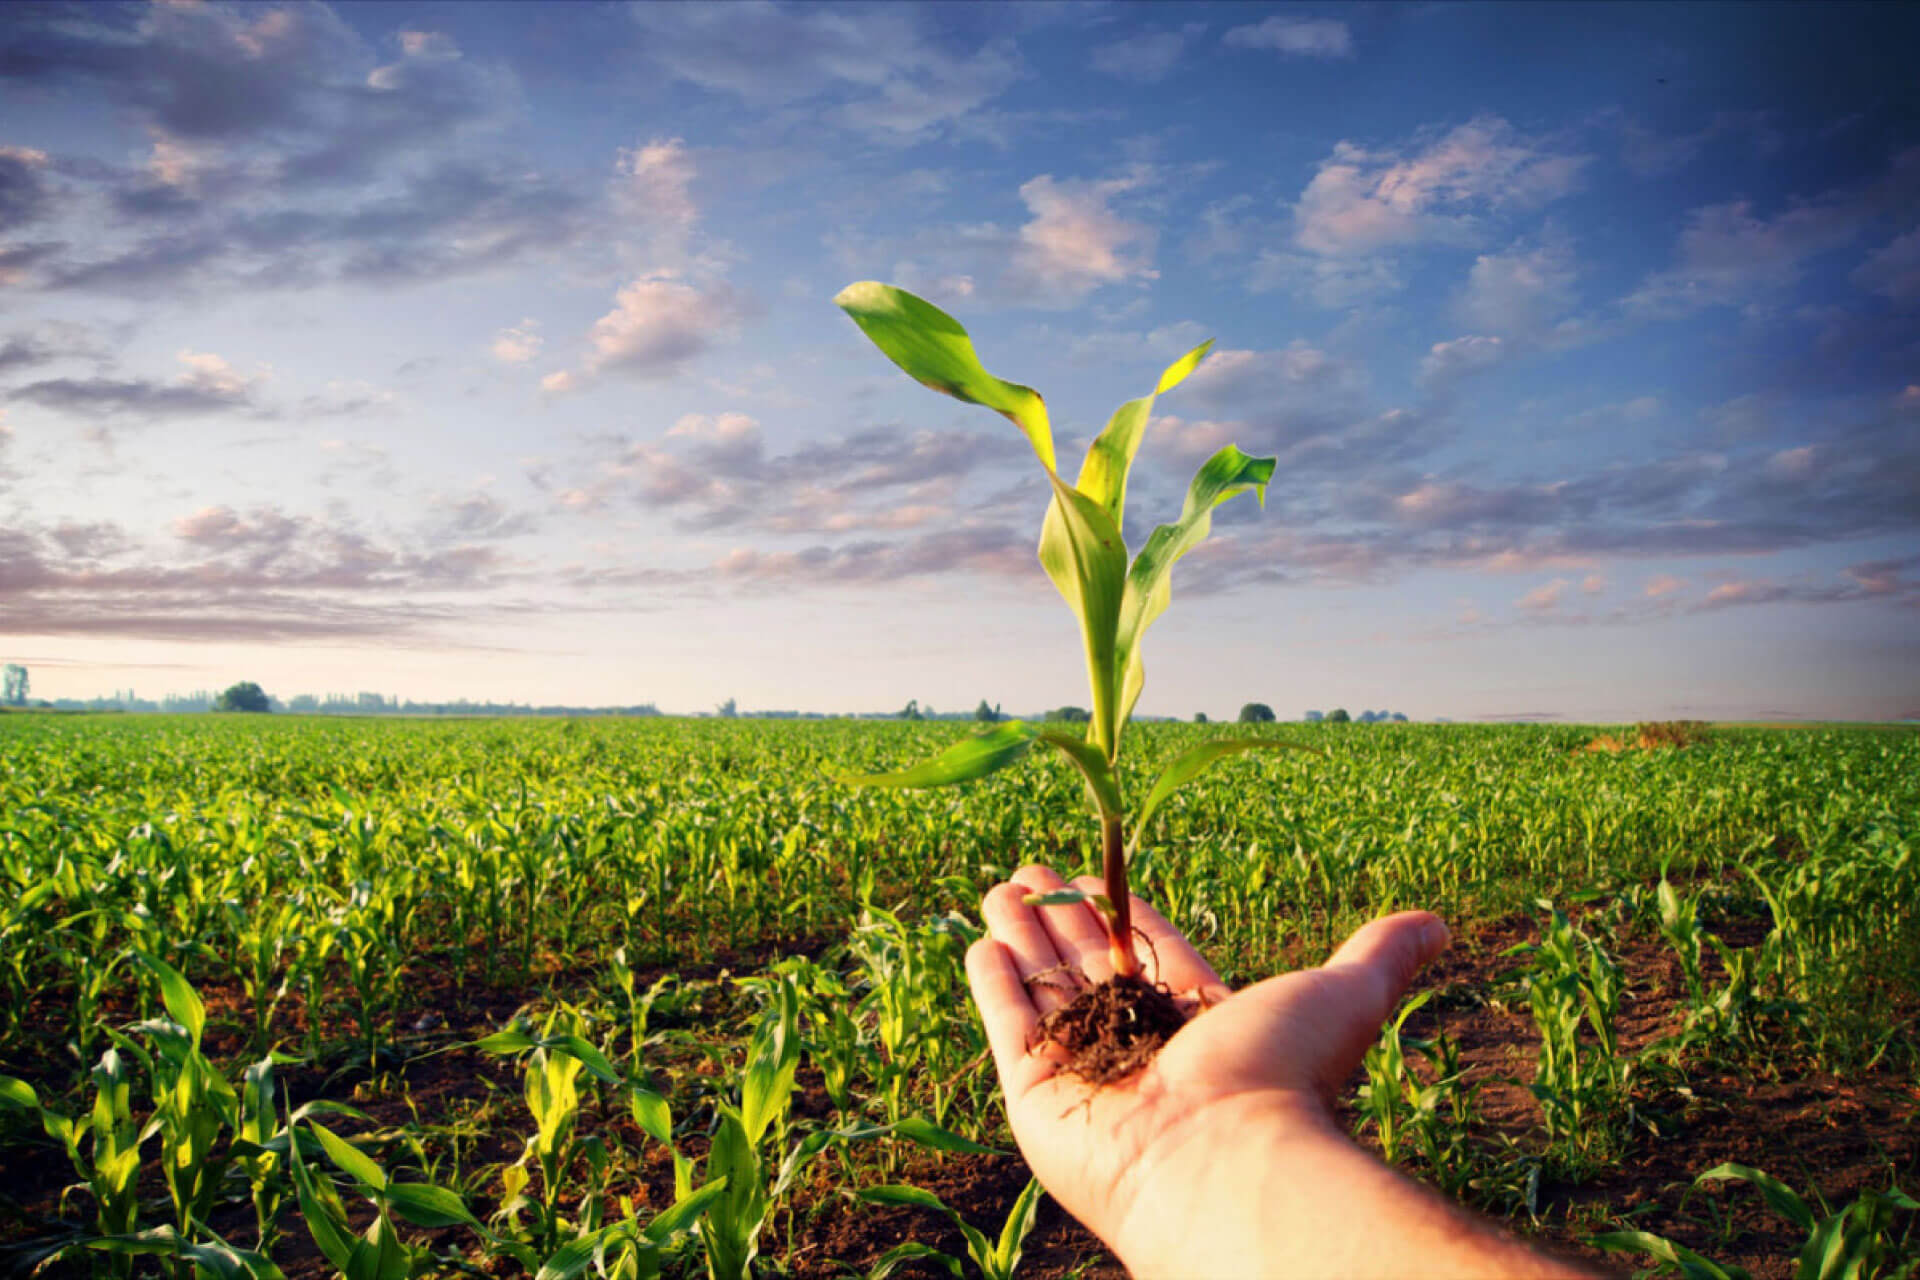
[1,714,1915,1278]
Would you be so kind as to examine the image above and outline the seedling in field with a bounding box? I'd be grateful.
[833,282,1311,1036]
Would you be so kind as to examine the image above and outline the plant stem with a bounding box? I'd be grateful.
[1102,814,1140,977]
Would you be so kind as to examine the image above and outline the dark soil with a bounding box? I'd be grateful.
[3,918,1914,1280]
[1030,972,1190,1088]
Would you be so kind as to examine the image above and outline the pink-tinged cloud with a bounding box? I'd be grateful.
[1644,574,1687,598]
[1516,578,1569,611]
[1293,117,1587,257]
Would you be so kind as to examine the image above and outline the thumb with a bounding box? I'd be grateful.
[1311,911,1451,1089]
[1326,910,1451,1001]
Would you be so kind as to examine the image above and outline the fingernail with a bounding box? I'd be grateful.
[1419,918,1450,955]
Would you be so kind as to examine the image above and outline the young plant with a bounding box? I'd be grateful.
[833,282,1309,981]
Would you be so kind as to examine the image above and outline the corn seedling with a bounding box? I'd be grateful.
[1355,991,1475,1193]
[833,282,1310,982]
[1510,906,1634,1166]
[289,1115,487,1280]
[859,1176,1045,1280]
[1594,1162,1918,1280]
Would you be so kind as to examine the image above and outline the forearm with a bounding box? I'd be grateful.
[1107,1093,1595,1280]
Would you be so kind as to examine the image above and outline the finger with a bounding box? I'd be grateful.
[979,880,1078,1015]
[1313,911,1450,1087]
[1071,875,1227,1001]
[1012,864,1115,987]
[965,937,1054,1097]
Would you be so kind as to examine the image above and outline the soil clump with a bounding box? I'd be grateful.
[1031,972,1190,1086]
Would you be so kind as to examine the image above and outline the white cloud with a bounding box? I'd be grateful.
[1014,171,1156,298]
[540,370,576,395]
[618,136,698,238]
[1293,117,1588,257]
[581,272,741,378]
[1186,342,1351,406]
[490,321,542,365]
[1248,251,1403,308]
[1627,198,1869,315]
[175,349,259,399]
[1852,228,1920,302]
[1644,574,1687,598]
[1581,573,1607,595]
[1457,233,1579,339]
[1516,578,1569,611]
[630,3,1019,143]
[1417,335,1505,387]
[1222,16,1353,58]
[1089,28,1193,83]
[398,30,460,60]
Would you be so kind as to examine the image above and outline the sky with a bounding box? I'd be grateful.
[2,1,1917,722]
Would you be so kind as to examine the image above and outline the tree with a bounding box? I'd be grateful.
[214,681,271,713]
[1326,707,1351,723]
[2,665,26,707]
[973,699,1001,723]
[1194,711,1208,724]
[1046,706,1090,723]
[717,697,738,718]
[900,699,922,721]
[1238,702,1276,724]
[1304,710,1323,722]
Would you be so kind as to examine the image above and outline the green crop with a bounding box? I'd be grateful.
[834,281,1313,976]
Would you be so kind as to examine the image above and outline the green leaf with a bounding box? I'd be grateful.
[289,1117,360,1272]
[836,721,1037,789]
[133,949,205,1048]
[1072,340,1211,529]
[550,1033,623,1085]
[891,1116,1004,1155]
[1591,1230,1749,1280]
[992,1178,1045,1280]
[1130,736,1320,850]
[311,1121,388,1192]
[1034,729,1123,819]
[1113,444,1275,734]
[1036,474,1130,761]
[860,1184,951,1214]
[0,1073,38,1110]
[533,1224,625,1280]
[1696,1163,1815,1234]
[386,1181,481,1230]
[472,1028,538,1056]
[835,281,1054,471]
[866,1241,965,1280]
[646,1178,728,1240]
[80,1227,288,1280]
[630,1086,672,1146]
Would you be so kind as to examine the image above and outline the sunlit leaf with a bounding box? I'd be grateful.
[1036,474,1129,760]
[312,1121,387,1192]
[1071,340,1211,529]
[133,949,205,1048]
[834,281,1054,471]
[1130,736,1321,850]
[836,721,1037,789]
[1114,444,1276,734]
[1034,729,1122,819]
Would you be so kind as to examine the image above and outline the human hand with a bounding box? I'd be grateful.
[966,865,1577,1278]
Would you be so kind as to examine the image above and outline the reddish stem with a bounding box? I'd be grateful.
[1102,814,1140,977]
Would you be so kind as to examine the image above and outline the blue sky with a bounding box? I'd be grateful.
[2,1,1916,721]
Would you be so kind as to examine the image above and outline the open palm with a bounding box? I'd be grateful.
[964,864,1451,1258]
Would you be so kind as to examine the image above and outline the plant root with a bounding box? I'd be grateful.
[1031,971,1190,1088]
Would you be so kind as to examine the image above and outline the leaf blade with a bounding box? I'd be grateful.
[1131,736,1320,850]
[1114,444,1276,732]
[834,282,1054,471]
[835,722,1036,790]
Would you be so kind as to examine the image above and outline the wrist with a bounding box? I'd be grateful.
[1106,1089,1341,1279]
[1107,1090,1580,1280]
